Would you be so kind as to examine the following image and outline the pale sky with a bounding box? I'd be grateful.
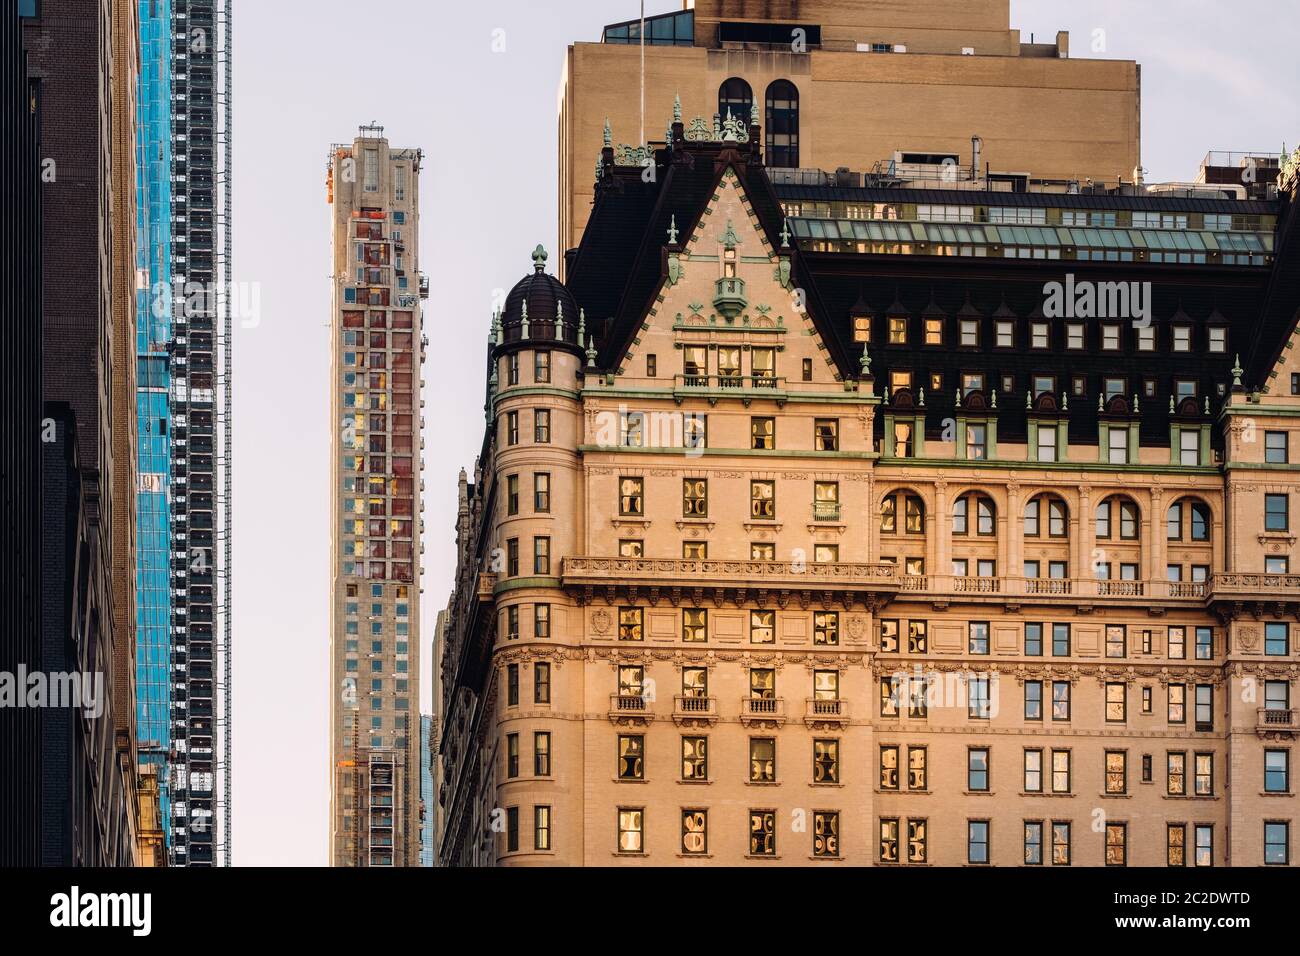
[230,0,1299,866]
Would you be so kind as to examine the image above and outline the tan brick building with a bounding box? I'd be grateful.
[328,128,426,866]
[559,0,1140,262]
[438,92,1300,864]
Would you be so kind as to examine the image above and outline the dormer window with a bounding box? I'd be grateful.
[1173,326,1192,352]
[1208,327,1227,353]
[853,316,871,342]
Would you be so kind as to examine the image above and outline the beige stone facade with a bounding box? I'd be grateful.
[558,0,1140,260]
[438,133,1300,865]
[328,130,425,866]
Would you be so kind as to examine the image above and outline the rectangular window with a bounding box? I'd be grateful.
[1265,750,1290,793]
[617,809,643,854]
[751,480,776,519]
[813,811,841,858]
[968,677,991,719]
[1105,823,1127,866]
[1025,821,1044,865]
[1052,822,1071,865]
[681,811,712,858]
[1052,681,1071,720]
[681,736,708,781]
[1266,493,1289,531]
[749,810,777,857]
[1105,751,1127,794]
[618,608,643,642]
[683,607,707,643]
[893,421,913,458]
[1052,623,1071,657]
[1194,825,1212,867]
[1266,431,1289,464]
[1266,622,1290,656]
[534,350,551,383]
[966,424,988,460]
[908,746,928,790]
[533,473,550,512]
[1025,680,1043,721]
[968,621,990,655]
[907,819,927,863]
[1195,627,1213,661]
[506,733,519,778]
[1194,752,1214,796]
[506,806,519,852]
[619,477,644,515]
[750,737,776,783]
[814,611,839,646]
[814,418,839,451]
[813,739,840,784]
[1024,749,1043,792]
[1167,824,1186,867]
[533,537,550,575]
[533,409,550,443]
[751,416,775,450]
[996,321,1014,348]
[1169,627,1186,660]
[534,732,551,776]
[534,663,550,703]
[1105,682,1127,722]
[908,620,927,654]
[507,664,519,706]
[506,411,519,445]
[1106,626,1126,659]
[749,609,775,644]
[967,748,989,792]
[960,320,979,347]
[968,821,990,864]
[1265,822,1289,865]
[1195,685,1214,731]
[1108,427,1129,464]
[880,745,899,791]
[879,818,900,863]
[617,735,644,780]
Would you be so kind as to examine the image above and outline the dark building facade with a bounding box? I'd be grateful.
[0,0,44,869]
[20,0,140,866]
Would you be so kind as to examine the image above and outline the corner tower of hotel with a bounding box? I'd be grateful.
[437,0,1300,866]
[328,127,427,866]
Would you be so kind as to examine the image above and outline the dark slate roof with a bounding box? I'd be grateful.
[563,144,1300,447]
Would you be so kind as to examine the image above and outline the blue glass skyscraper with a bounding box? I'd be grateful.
[134,0,173,840]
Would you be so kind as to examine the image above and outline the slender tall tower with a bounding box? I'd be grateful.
[166,0,234,866]
[328,126,426,866]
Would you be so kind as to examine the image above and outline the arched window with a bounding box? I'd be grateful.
[764,80,800,167]
[881,491,925,534]
[1096,496,1139,540]
[1024,495,1068,538]
[718,78,753,126]
[1167,498,1212,542]
[953,494,996,536]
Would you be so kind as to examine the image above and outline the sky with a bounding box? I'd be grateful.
[230,0,1299,866]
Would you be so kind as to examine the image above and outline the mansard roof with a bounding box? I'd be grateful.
[562,123,1300,446]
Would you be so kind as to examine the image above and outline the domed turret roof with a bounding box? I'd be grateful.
[500,246,580,345]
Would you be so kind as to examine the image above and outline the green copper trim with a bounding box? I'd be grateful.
[493,576,563,597]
